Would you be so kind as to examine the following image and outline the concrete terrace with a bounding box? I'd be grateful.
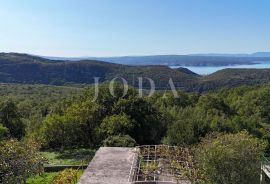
[78,147,135,184]
[78,146,193,184]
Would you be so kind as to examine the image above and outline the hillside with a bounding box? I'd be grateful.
[0,53,199,89]
[2,53,270,91]
[198,69,270,91]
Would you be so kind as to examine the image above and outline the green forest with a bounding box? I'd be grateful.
[0,83,269,183]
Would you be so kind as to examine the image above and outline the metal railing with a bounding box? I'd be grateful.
[128,145,192,184]
[262,155,270,174]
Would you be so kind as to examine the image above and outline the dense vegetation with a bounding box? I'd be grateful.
[1,82,270,183]
[2,82,267,150]
[3,53,270,91]
[0,84,83,183]
[0,83,82,139]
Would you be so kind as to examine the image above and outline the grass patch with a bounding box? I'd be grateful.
[26,172,59,184]
[26,170,84,184]
[41,148,95,165]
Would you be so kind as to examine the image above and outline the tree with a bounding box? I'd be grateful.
[164,108,195,145]
[41,114,69,149]
[233,87,270,124]
[65,101,103,147]
[41,114,82,149]
[196,131,267,184]
[196,94,233,117]
[150,90,191,108]
[85,84,166,145]
[0,139,44,183]
[112,96,166,144]
[164,106,212,145]
[0,99,25,139]
[100,113,134,136]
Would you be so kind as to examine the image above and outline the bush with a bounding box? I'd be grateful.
[0,139,44,183]
[103,135,137,147]
[196,131,267,184]
[52,169,80,184]
[0,123,9,140]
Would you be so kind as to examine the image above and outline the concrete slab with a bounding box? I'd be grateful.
[78,147,135,184]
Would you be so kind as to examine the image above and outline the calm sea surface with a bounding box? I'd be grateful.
[170,61,270,75]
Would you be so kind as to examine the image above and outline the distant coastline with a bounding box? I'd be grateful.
[170,61,270,75]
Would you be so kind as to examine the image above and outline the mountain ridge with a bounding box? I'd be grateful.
[41,53,270,66]
[1,53,270,91]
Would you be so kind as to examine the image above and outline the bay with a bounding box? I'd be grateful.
[170,61,270,75]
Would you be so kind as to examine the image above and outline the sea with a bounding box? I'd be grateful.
[170,61,270,75]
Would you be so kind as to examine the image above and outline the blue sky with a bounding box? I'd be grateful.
[0,0,270,56]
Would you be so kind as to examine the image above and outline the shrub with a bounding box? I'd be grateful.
[103,135,137,147]
[0,139,44,183]
[196,131,267,184]
[52,169,79,184]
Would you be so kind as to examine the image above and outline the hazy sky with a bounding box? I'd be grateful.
[0,0,270,56]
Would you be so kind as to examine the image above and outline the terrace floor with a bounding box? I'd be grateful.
[78,147,135,184]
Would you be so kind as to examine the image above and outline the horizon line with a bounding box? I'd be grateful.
[2,51,270,58]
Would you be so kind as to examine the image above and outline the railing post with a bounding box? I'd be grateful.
[261,155,265,184]
[261,164,265,184]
